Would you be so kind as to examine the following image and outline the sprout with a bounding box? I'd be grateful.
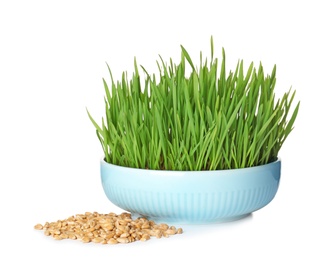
[87,37,300,170]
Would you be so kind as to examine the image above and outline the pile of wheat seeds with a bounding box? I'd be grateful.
[34,212,183,244]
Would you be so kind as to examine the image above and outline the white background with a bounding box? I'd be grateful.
[0,0,317,259]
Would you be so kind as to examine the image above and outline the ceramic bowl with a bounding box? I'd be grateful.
[100,159,281,223]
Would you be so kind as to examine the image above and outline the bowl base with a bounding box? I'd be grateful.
[131,212,251,225]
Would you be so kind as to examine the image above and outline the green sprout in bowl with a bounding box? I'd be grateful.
[87,37,300,171]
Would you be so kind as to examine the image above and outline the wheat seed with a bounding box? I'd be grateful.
[35,212,183,245]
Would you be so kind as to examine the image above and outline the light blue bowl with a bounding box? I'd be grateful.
[100,159,281,224]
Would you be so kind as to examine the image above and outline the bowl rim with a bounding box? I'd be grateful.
[100,157,281,175]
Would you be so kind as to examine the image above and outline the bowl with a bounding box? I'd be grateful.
[100,159,281,224]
